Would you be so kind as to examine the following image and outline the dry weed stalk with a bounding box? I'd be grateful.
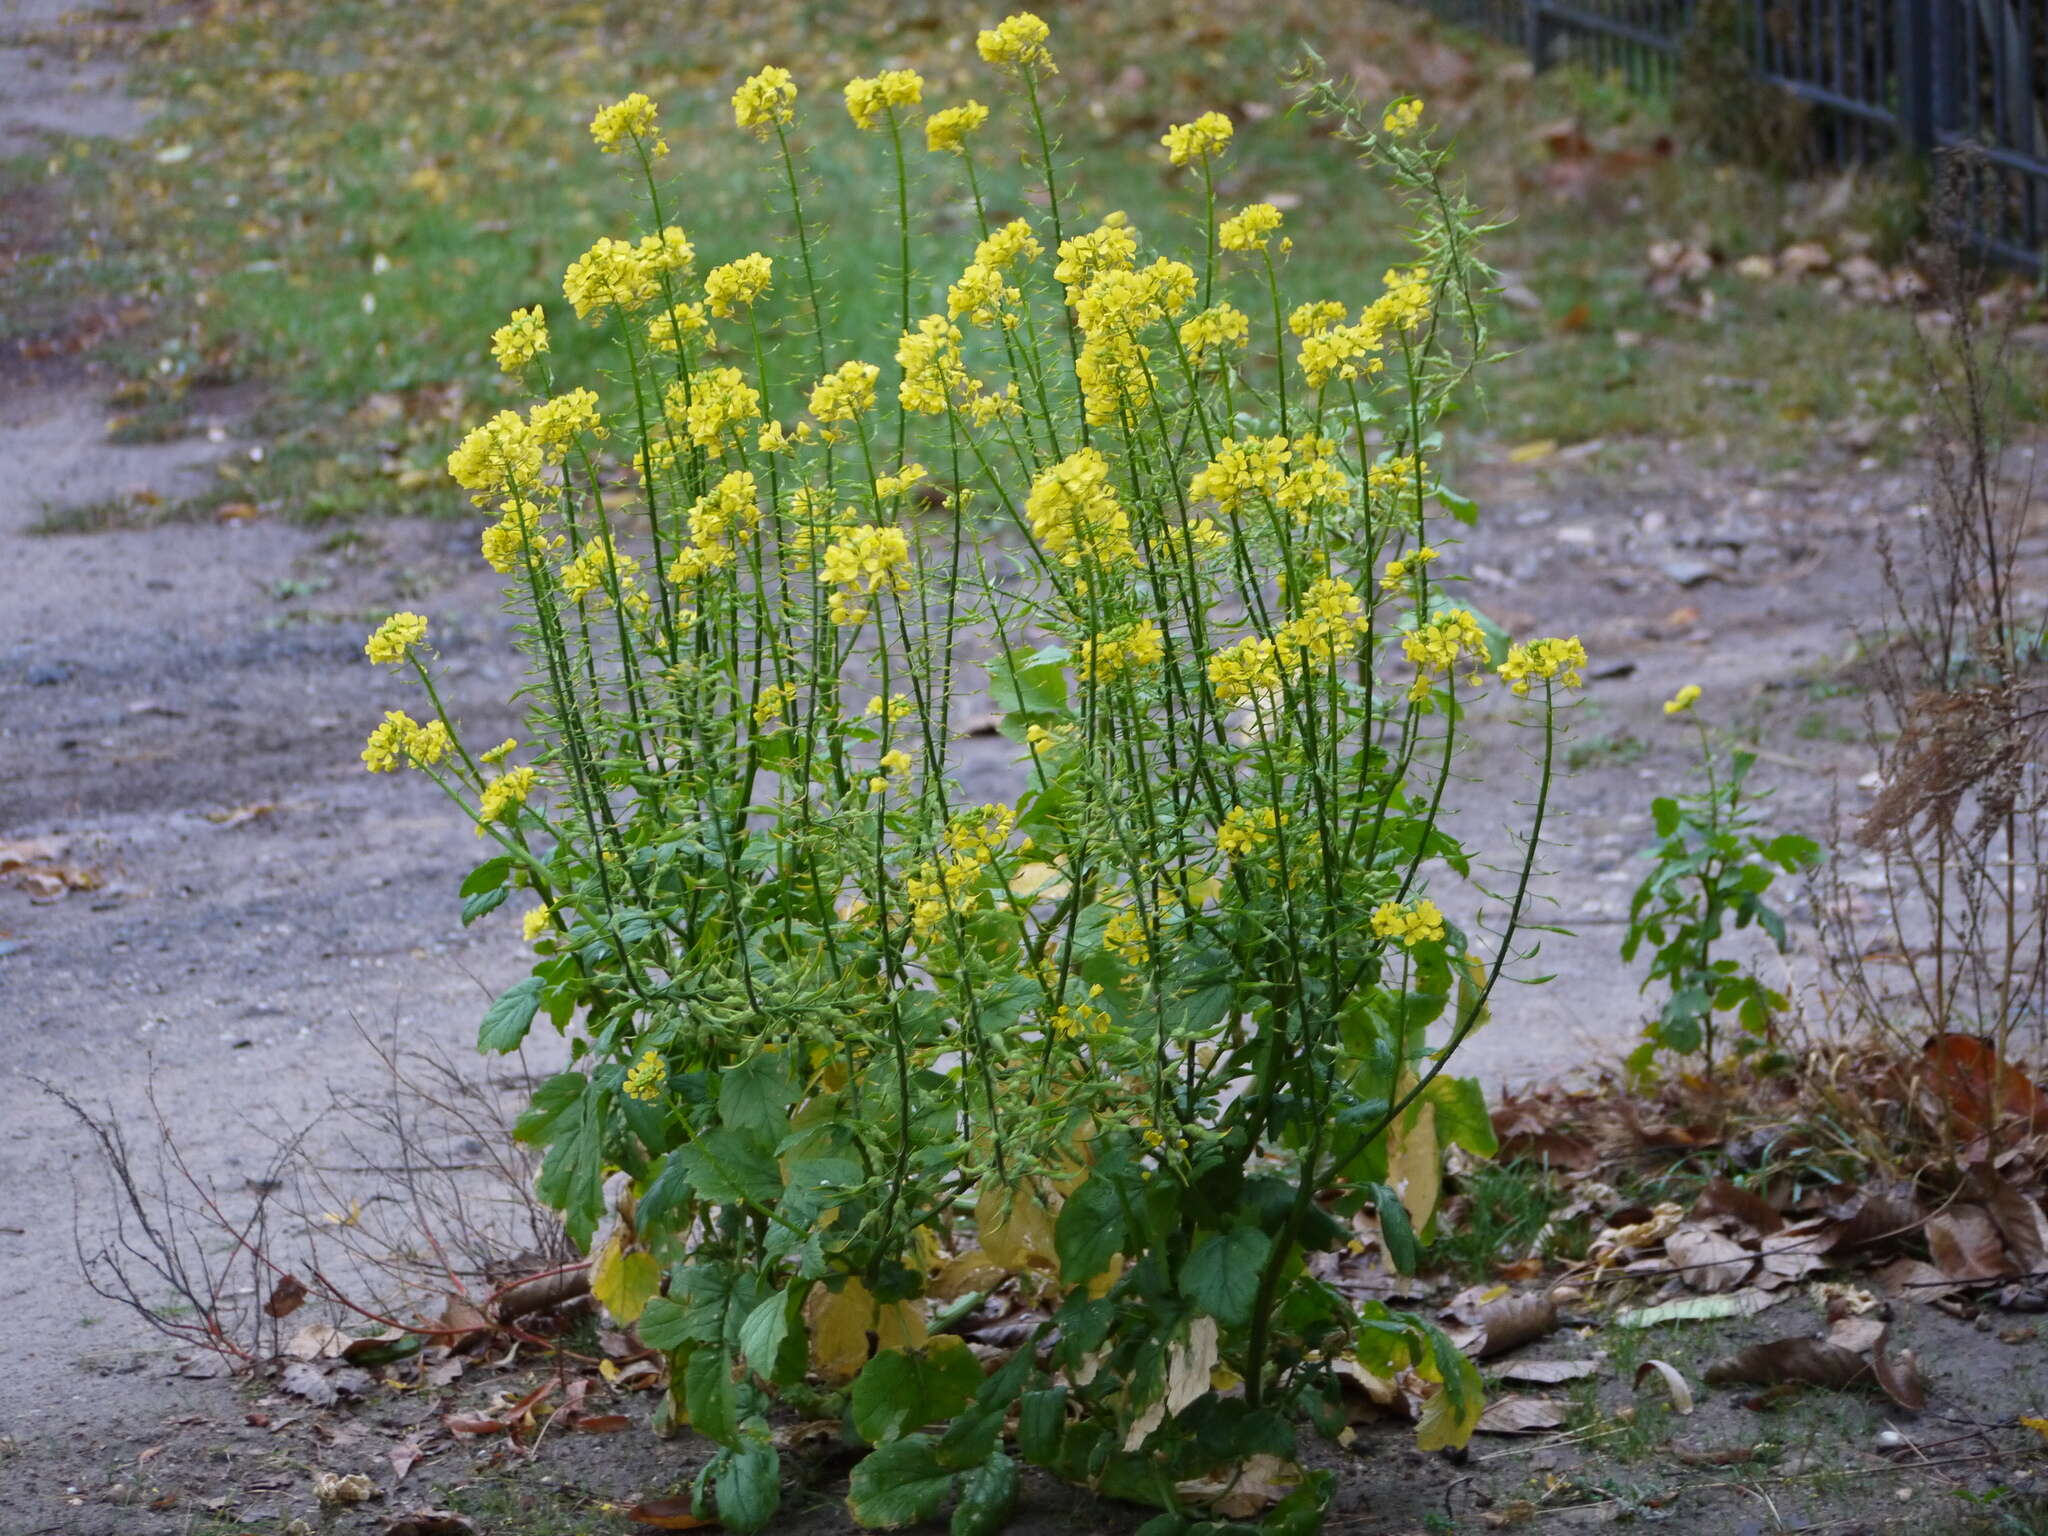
[1818,151,2048,1068]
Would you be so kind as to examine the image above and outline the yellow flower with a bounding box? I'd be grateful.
[875,462,927,498]
[1380,545,1438,591]
[926,100,989,154]
[704,253,773,318]
[808,359,880,424]
[977,11,1055,74]
[481,500,563,575]
[948,262,1021,328]
[490,307,548,374]
[1218,202,1283,252]
[559,537,642,605]
[622,1048,667,1102]
[1078,619,1165,682]
[646,300,714,355]
[732,66,797,137]
[1053,215,1137,304]
[478,766,537,827]
[1160,111,1233,166]
[1025,447,1134,567]
[1496,636,1588,697]
[1189,435,1291,514]
[844,69,924,131]
[878,748,913,777]
[448,411,543,502]
[1664,683,1703,716]
[1372,897,1445,947]
[687,471,760,550]
[1288,300,1347,338]
[521,904,551,943]
[1402,609,1489,700]
[1104,908,1150,966]
[1382,97,1424,137]
[975,219,1042,271]
[1180,303,1250,362]
[562,236,659,319]
[528,388,603,462]
[361,710,446,774]
[481,738,519,764]
[364,611,427,665]
[590,92,667,158]
[1206,634,1281,706]
[637,226,695,275]
[821,524,911,593]
[753,681,799,727]
[1047,1001,1110,1039]
[1216,804,1281,859]
[896,314,972,415]
[666,367,761,449]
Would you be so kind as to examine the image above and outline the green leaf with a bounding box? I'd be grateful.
[1423,1076,1498,1157]
[738,1283,810,1387]
[479,975,543,1053]
[1651,796,1681,838]
[636,1295,694,1352]
[461,884,510,925]
[1181,1227,1272,1328]
[1435,483,1480,525]
[852,1337,984,1444]
[715,1443,780,1534]
[719,1052,796,1142]
[847,1435,956,1530]
[1369,1183,1418,1275]
[672,1129,783,1208]
[1015,1387,1067,1465]
[1053,1173,1126,1285]
[684,1346,739,1447]
[949,1452,1017,1536]
[987,644,1069,716]
[460,857,512,898]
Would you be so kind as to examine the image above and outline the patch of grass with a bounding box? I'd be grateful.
[1426,1159,1587,1278]
[443,1479,624,1535]
[27,490,200,534]
[1564,730,1650,771]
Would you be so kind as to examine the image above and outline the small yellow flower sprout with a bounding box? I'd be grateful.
[1496,636,1589,696]
[667,367,761,449]
[732,66,797,137]
[1664,683,1703,716]
[1216,804,1282,859]
[1104,907,1150,966]
[821,524,911,594]
[1380,545,1439,591]
[1160,111,1233,166]
[704,253,773,318]
[561,236,659,319]
[977,11,1055,74]
[1048,1001,1110,1039]
[478,765,537,827]
[875,462,927,498]
[948,262,1021,328]
[646,300,714,356]
[975,219,1042,272]
[481,737,519,764]
[522,904,551,943]
[926,100,989,154]
[1371,897,1445,947]
[844,69,924,131]
[1078,619,1165,682]
[364,611,427,665]
[1053,215,1137,304]
[1218,202,1284,253]
[480,500,563,575]
[490,307,548,374]
[1402,609,1489,700]
[528,388,604,462]
[559,537,642,605]
[865,692,914,726]
[897,313,972,414]
[1288,299,1347,338]
[878,748,913,777]
[590,92,667,158]
[622,1048,667,1102]
[808,360,880,424]
[1382,97,1424,137]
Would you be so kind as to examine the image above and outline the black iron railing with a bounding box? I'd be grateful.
[1405,0,2048,268]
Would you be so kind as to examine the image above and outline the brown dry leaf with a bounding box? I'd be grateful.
[1665,1226,1756,1293]
[264,1273,308,1319]
[1176,1453,1301,1520]
[1971,1169,2048,1274]
[205,802,277,827]
[442,1414,510,1438]
[1825,1315,1888,1355]
[1125,1317,1219,1450]
[1822,1183,1927,1250]
[1702,1338,1870,1392]
[1496,1358,1601,1385]
[625,1497,719,1529]
[1872,1327,1927,1413]
[1474,1395,1568,1435]
[1922,1034,2048,1142]
[1691,1178,1784,1236]
[437,1294,491,1351]
[1466,1293,1559,1359]
[1926,1204,2014,1282]
[1755,1225,1830,1288]
[1872,1257,1956,1301]
[1633,1359,1696,1415]
[574,1414,631,1433]
[388,1438,426,1483]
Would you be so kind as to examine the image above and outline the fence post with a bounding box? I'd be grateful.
[1895,0,1935,153]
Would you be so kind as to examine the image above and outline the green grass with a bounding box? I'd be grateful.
[19,0,2040,525]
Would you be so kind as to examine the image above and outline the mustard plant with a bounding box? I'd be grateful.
[363,22,1583,1530]
[1624,685,1821,1076]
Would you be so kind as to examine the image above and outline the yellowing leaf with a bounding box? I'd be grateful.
[1506,438,1557,464]
[2022,1416,2048,1443]
[1386,1090,1440,1232]
[805,1277,928,1383]
[976,1181,1057,1274]
[589,1236,659,1325]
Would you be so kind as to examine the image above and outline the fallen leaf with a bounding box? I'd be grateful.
[1873,1256,1956,1300]
[314,1471,376,1505]
[1633,1358,1695,1414]
[1465,1292,1558,1359]
[626,1497,720,1529]
[1971,1169,2048,1274]
[388,1438,426,1483]
[1691,1178,1784,1236]
[1665,1226,1756,1293]
[1474,1395,1568,1434]
[573,1413,632,1433]
[1872,1327,1926,1413]
[1822,1183,1926,1250]
[1615,1289,1783,1328]
[1926,1204,2013,1282]
[442,1415,510,1438]
[1703,1338,1869,1392]
[1825,1315,1887,1355]
[281,1360,341,1405]
[1922,1034,2048,1142]
[1495,1358,1601,1384]
[1176,1452,1301,1519]
[264,1274,308,1319]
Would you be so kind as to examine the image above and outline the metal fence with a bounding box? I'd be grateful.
[1408,0,2048,268]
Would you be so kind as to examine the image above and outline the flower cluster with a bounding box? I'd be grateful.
[1371,897,1446,947]
[590,92,666,157]
[733,66,797,137]
[976,10,1055,74]
[1160,111,1232,166]
[364,611,427,665]
[844,69,924,131]
[361,709,449,773]
[1497,636,1588,695]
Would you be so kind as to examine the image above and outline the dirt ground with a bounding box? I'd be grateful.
[6,5,2048,1533]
